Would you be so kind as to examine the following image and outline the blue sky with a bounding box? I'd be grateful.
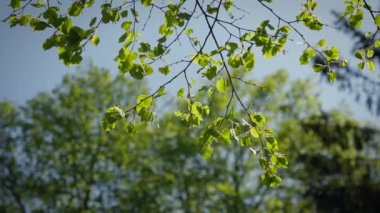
[0,0,379,124]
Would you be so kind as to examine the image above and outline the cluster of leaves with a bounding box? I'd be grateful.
[296,0,323,30]
[4,0,380,186]
[309,2,380,116]
[340,0,380,71]
[197,112,287,187]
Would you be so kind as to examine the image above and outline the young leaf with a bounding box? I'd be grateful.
[299,48,316,65]
[375,15,380,27]
[375,40,380,48]
[136,94,153,113]
[91,34,100,46]
[102,105,125,131]
[10,0,21,9]
[313,64,325,72]
[242,51,255,71]
[204,66,218,80]
[89,17,97,27]
[216,77,226,93]
[262,173,282,187]
[357,62,365,70]
[250,114,266,127]
[158,65,171,75]
[250,128,259,138]
[367,60,375,71]
[177,88,185,98]
[327,72,336,83]
[156,87,166,97]
[317,39,327,47]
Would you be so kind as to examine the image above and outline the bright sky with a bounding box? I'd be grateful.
[0,0,379,124]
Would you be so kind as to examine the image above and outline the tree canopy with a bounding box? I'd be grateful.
[3,0,380,186]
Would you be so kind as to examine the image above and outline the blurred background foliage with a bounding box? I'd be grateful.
[1,66,379,212]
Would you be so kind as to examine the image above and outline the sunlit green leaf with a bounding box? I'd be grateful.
[216,77,226,93]
[102,105,125,131]
[317,39,327,47]
[91,34,100,46]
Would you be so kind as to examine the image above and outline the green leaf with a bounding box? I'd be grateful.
[241,32,255,41]
[323,46,340,61]
[219,129,231,144]
[138,108,153,121]
[204,66,218,80]
[85,0,94,8]
[259,157,269,169]
[223,0,233,11]
[58,47,83,67]
[367,60,375,71]
[177,88,185,98]
[266,136,278,150]
[299,48,316,65]
[129,64,144,79]
[102,105,125,131]
[296,10,323,30]
[262,173,282,187]
[67,27,84,45]
[68,3,82,17]
[153,44,165,56]
[317,39,327,47]
[185,28,193,35]
[250,128,259,138]
[121,21,132,31]
[216,77,226,93]
[89,17,97,27]
[10,0,21,9]
[136,95,153,113]
[341,59,348,68]
[159,23,173,36]
[156,87,166,97]
[226,42,238,54]
[158,65,171,75]
[250,114,266,127]
[367,49,374,58]
[348,10,364,29]
[278,26,290,34]
[141,0,154,7]
[327,72,336,83]
[18,15,31,26]
[357,62,365,70]
[91,34,100,46]
[355,50,364,59]
[375,15,380,27]
[194,53,210,67]
[375,40,380,48]
[129,63,152,79]
[59,17,73,34]
[242,51,255,71]
[138,42,151,53]
[276,154,288,168]
[228,55,242,68]
[31,3,44,8]
[30,20,50,31]
[121,10,128,18]
[312,64,325,72]
[207,5,218,14]
[201,139,214,160]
